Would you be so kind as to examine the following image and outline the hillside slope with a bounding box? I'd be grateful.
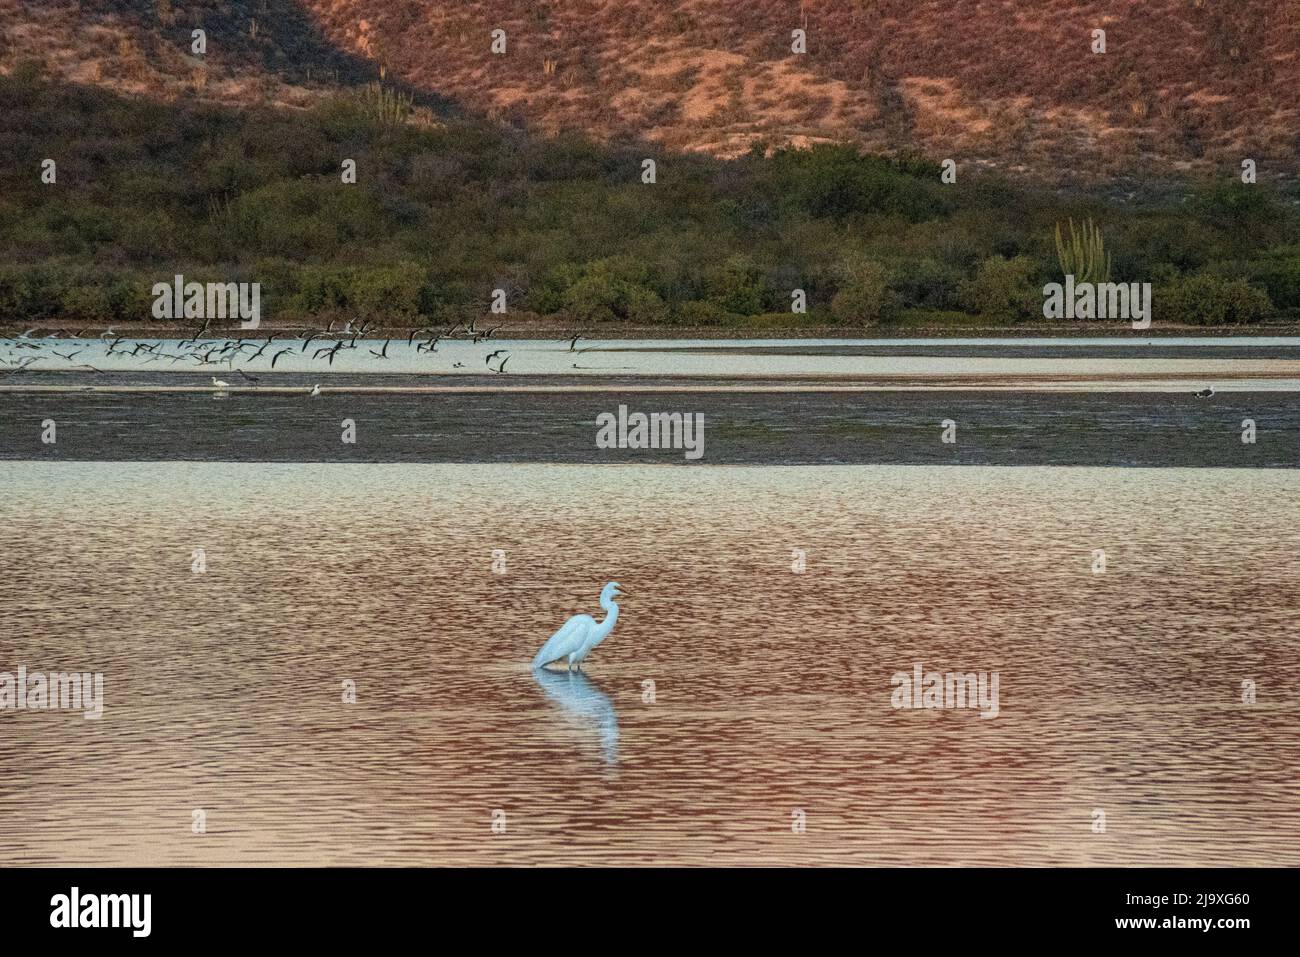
[307,0,1300,181]
[2,0,1298,183]
[0,0,368,111]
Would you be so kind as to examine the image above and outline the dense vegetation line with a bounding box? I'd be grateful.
[1,68,1297,331]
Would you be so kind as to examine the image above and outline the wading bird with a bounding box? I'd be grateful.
[309,384,321,397]
[211,376,229,389]
[532,582,628,671]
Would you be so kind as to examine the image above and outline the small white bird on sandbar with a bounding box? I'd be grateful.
[532,582,628,671]
[210,376,229,389]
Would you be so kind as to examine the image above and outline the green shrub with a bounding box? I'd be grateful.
[770,143,949,222]
[700,254,768,315]
[960,256,1039,321]
[1193,181,1291,248]
[560,257,667,324]
[290,262,427,320]
[350,262,428,320]
[830,257,896,323]
[60,282,114,324]
[1118,217,1225,273]
[563,273,666,324]
[673,301,734,326]
[1248,248,1300,311]
[1156,273,1273,325]
[0,266,62,320]
[894,258,964,310]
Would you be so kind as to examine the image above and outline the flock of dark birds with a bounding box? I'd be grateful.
[0,326,1222,396]
[0,317,597,388]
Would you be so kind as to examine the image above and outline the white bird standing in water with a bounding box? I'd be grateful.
[532,582,628,670]
[211,376,229,389]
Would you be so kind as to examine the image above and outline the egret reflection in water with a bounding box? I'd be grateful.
[531,666,620,767]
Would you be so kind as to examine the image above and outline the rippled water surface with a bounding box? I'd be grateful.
[2,462,1297,865]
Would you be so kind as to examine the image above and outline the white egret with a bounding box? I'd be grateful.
[532,582,628,670]
[211,376,229,389]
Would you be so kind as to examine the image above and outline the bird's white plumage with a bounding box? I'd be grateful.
[532,615,596,669]
[531,582,625,670]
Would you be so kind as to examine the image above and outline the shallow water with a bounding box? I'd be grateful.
[2,462,1297,865]
[3,387,1297,467]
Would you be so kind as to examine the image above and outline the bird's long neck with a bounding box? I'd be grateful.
[596,597,619,636]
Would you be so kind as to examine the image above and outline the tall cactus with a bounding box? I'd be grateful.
[359,82,413,127]
[1054,217,1111,284]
